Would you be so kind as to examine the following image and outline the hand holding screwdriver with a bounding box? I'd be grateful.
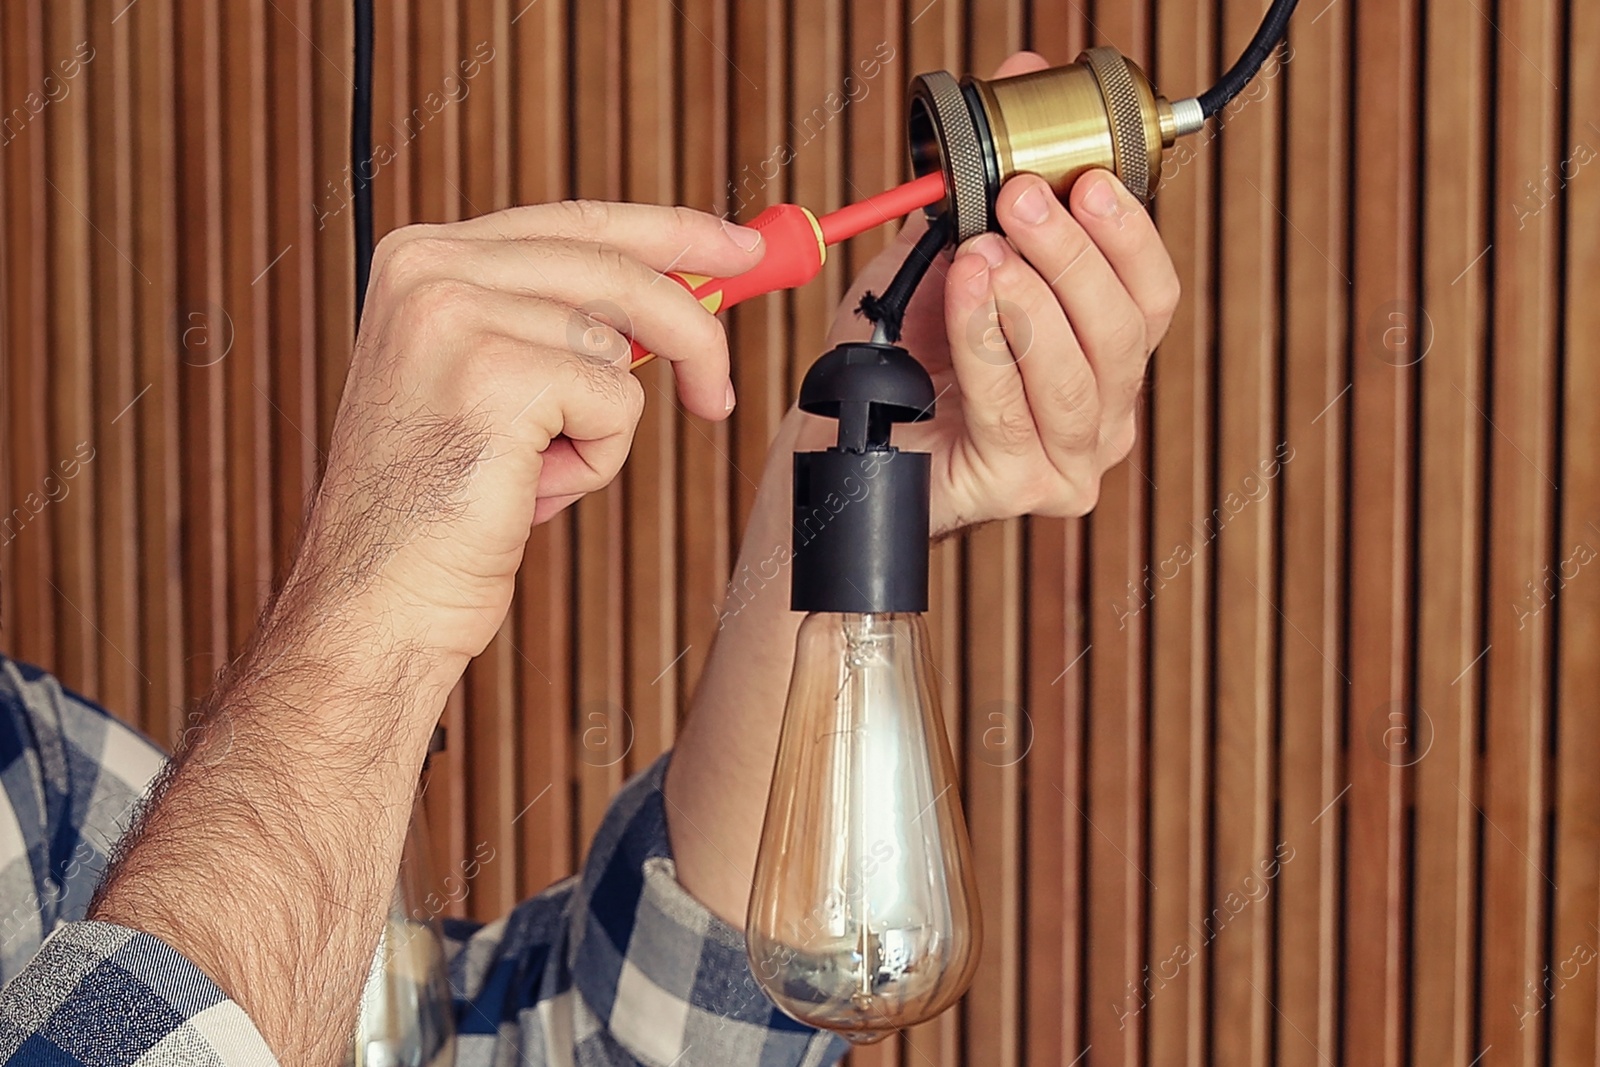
[629,172,947,368]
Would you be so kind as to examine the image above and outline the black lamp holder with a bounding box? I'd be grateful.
[790,342,936,615]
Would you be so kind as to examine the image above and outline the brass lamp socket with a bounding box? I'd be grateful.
[908,48,1200,242]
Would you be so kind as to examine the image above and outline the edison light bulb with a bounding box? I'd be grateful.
[747,340,982,1043]
[748,610,980,1042]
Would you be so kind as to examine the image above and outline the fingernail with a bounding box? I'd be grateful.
[1012,183,1051,226]
[725,381,737,412]
[723,219,762,252]
[1083,175,1120,218]
[969,233,1008,270]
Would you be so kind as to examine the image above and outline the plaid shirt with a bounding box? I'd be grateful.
[0,657,846,1066]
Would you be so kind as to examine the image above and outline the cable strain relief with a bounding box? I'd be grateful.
[1170,97,1206,136]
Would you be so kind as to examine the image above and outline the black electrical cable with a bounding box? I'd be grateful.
[352,0,375,326]
[859,215,952,344]
[350,0,446,758]
[1196,0,1299,118]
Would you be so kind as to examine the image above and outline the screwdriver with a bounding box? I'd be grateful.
[627,172,947,370]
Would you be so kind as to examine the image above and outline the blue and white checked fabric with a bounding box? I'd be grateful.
[0,657,848,1066]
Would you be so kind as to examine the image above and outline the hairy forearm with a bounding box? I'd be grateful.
[664,410,824,927]
[91,570,453,1064]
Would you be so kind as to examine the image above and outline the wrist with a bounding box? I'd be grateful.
[274,519,471,693]
[281,456,506,686]
[250,576,458,753]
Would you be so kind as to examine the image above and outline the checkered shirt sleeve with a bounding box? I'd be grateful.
[0,658,848,1066]
[445,758,848,1066]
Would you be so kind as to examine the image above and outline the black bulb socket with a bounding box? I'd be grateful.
[790,342,936,615]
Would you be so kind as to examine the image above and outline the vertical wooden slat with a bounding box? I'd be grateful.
[402,0,472,913]
[409,0,457,233]
[1410,0,1490,1061]
[1018,5,1094,1021]
[1021,513,1088,1067]
[727,0,789,532]
[1146,0,1216,1061]
[1274,5,1351,1067]
[0,31,11,648]
[1081,5,1158,1066]
[786,0,844,403]
[962,8,1026,1067]
[673,0,732,709]
[1020,0,1093,1050]
[1549,2,1600,1062]
[1477,0,1564,1060]
[219,0,273,651]
[841,0,905,278]
[312,0,355,446]
[459,0,521,923]
[43,0,99,698]
[622,0,680,779]
[963,519,1024,1067]
[1208,1,1285,1065]
[571,0,627,849]
[265,0,320,576]
[86,0,142,726]
[128,0,185,745]
[509,0,577,898]
[1340,0,1421,1059]
[903,5,965,1066]
[514,540,574,896]
[1,0,57,675]
[371,0,410,240]
[172,0,229,704]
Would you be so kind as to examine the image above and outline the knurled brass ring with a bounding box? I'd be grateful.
[910,71,991,241]
[1082,47,1151,201]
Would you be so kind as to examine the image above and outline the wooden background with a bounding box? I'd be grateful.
[1,0,1596,1064]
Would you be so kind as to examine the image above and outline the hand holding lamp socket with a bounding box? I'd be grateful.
[624,32,1267,369]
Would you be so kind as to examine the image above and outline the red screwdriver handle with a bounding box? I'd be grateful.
[628,204,827,369]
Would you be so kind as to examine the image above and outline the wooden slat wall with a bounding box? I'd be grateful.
[1,2,1594,1063]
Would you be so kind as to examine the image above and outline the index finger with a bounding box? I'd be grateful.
[382,200,768,281]
[990,50,1051,78]
[1065,171,1182,353]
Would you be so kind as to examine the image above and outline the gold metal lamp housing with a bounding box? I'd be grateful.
[907,48,1206,241]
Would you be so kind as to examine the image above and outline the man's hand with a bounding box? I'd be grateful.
[667,50,1180,929]
[93,201,763,1065]
[299,202,765,681]
[814,50,1179,532]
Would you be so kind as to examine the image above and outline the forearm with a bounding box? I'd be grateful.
[90,571,454,1064]
[664,409,823,927]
